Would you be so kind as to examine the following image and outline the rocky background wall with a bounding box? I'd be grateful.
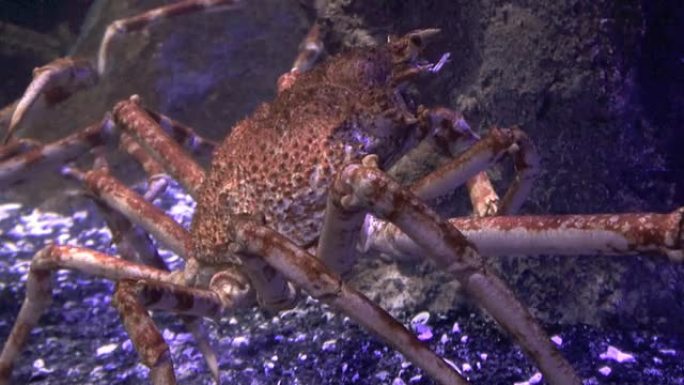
[0,0,682,343]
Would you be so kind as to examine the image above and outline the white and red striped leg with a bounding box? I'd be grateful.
[277,22,325,93]
[326,156,581,385]
[384,106,531,217]
[75,153,296,312]
[119,132,172,201]
[0,96,209,195]
[0,232,252,385]
[3,1,243,144]
[97,0,243,74]
[0,138,41,162]
[84,173,222,381]
[410,125,540,215]
[140,104,218,158]
[112,278,241,385]
[118,100,218,201]
[112,97,206,197]
[0,245,175,385]
[228,216,471,385]
[2,58,98,144]
[0,117,116,186]
[365,209,684,263]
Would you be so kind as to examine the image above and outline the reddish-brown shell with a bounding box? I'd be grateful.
[190,46,417,263]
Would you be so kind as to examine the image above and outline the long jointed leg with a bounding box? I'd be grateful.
[387,106,475,185]
[325,156,581,385]
[454,211,684,261]
[3,58,98,144]
[65,163,280,366]
[84,157,226,375]
[112,279,228,385]
[72,165,190,257]
[0,138,40,162]
[141,105,218,158]
[82,173,222,380]
[465,171,501,217]
[227,217,470,385]
[119,132,171,201]
[68,162,259,382]
[385,107,522,217]
[0,245,174,385]
[278,22,326,93]
[112,97,205,197]
[364,210,684,263]
[121,99,217,200]
[0,117,115,186]
[98,0,242,74]
[410,126,540,215]
[0,243,252,385]
[0,95,206,196]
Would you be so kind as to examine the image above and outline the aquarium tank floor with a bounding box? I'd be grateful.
[0,181,682,385]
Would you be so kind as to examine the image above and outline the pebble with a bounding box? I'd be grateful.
[600,345,636,363]
[96,343,118,356]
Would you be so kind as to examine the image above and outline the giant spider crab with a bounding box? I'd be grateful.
[0,1,682,385]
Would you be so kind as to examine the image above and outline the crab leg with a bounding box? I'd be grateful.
[228,217,471,385]
[0,138,41,162]
[119,133,172,201]
[0,245,173,385]
[411,126,540,214]
[0,98,208,192]
[386,107,523,217]
[0,117,115,187]
[387,106,475,184]
[77,165,190,258]
[107,100,301,310]
[74,162,296,309]
[72,132,297,312]
[278,23,326,93]
[75,160,263,381]
[126,105,217,199]
[78,173,222,381]
[75,161,295,310]
[325,156,580,385]
[112,97,205,197]
[3,58,98,144]
[363,209,684,263]
[141,105,218,157]
[98,0,242,74]
[114,281,175,385]
[0,174,254,385]
[466,171,501,217]
[0,243,247,385]
[113,279,234,385]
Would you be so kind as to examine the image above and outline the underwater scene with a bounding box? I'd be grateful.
[0,1,682,384]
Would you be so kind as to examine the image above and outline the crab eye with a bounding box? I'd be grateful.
[410,35,423,47]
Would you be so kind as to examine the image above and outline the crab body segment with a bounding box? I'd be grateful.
[192,46,416,262]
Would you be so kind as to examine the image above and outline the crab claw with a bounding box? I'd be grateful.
[3,57,97,144]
